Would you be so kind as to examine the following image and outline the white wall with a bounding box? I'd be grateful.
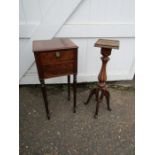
[19,0,135,84]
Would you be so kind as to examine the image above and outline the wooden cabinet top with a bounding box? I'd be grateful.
[33,38,78,52]
[95,39,119,49]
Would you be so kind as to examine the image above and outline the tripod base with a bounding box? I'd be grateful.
[84,86,111,118]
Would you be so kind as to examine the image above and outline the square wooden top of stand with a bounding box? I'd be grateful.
[33,38,78,52]
[95,39,119,49]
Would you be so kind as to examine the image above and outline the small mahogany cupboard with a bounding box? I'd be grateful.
[33,38,78,119]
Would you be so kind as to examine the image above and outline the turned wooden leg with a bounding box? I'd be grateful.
[73,74,77,113]
[104,89,111,111]
[40,79,50,120]
[94,89,100,118]
[67,75,70,101]
[84,88,96,105]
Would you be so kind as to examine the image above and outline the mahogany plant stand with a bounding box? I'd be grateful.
[84,39,119,118]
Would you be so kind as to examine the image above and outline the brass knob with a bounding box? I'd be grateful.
[55,51,61,58]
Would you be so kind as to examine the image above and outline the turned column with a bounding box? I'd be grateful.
[98,48,111,88]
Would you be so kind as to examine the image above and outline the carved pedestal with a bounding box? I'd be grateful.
[84,39,119,118]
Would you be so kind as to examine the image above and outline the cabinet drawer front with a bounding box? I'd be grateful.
[39,50,75,65]
[42,62,75,78]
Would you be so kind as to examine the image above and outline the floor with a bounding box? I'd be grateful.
[19,81,135,155]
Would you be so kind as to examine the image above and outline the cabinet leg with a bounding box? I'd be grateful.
[73,74,77,113]
[40,79,50,120]
[67,75,70,101]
